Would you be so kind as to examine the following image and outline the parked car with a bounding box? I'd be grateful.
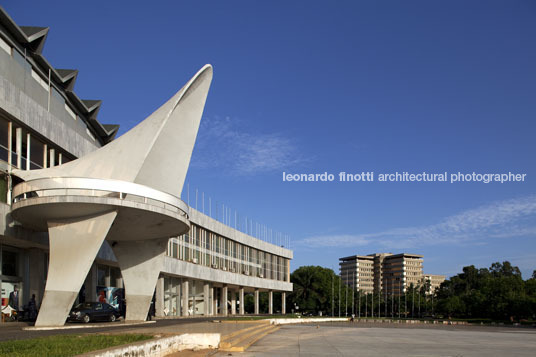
[68,302,120,323]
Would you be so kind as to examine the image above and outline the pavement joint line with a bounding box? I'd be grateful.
[23,321,156,331]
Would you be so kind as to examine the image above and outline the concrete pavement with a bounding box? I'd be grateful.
[217,323,536,356]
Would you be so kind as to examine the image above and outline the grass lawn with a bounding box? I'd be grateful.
[0,334,153,357]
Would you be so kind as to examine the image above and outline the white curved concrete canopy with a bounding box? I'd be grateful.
[11,65,213,326]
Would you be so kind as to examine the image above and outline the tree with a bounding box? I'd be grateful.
[289,266,352,315]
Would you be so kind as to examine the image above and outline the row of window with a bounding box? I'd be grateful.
[0,34,98,144]
[166,224,289,282]
[0,115,73,170]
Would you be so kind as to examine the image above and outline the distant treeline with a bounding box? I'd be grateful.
[436,261,536,321]
[288,262,536,321]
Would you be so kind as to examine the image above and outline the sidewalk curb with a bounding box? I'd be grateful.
[77,333,220,357]
[269,317,350,325]
[23,321,156,331]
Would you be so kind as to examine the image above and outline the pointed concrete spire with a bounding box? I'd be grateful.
[14,64,213,198]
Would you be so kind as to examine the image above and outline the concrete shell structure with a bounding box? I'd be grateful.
[0,7,292,327]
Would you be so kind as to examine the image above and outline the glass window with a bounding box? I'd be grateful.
[1,250,18,276]
[0,117,9,162]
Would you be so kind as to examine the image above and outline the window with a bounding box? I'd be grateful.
[0,36,11,55]
[1,250,18,276]
[65,104,77,121]
[31,68,49,91]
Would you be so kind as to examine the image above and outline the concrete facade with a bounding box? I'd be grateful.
[340,252,425,296]
[0,7,292,326]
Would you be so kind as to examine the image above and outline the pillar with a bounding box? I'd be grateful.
[155,276,165,317]
[254,289,259,315]
[26,133,30,170]
[269,290,273,315]
[27,249,45,304]
[231,290,236,315]
[7,121,12,166]
[203,282,210,316]
[239,287,244,315]
[35,210,117,326]
[282,292,286,315]
[212,287,217,316]
[221,285,228,316]
[111,238,167,321]
[15,127,21,168]
[84,264,98,303]
[49,148,55,167]
[43,143,47,168]
[181,280,189,316]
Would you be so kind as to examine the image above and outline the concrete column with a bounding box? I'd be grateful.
[84,264,98,302]
[111,238,167,321]
[43,144,47,168]
[7,121,12,166]
[58,152,62,165]
[26,133,30,170]
[155,276,165,318]
[35,210,117,326]
[221,285,228,316]
[15,127,21,168]
[212,288,217,316]
[282,292,286,315]
[269,290,273,315]
[203,282,210,316]
[27,249,45,304]
[254,289,259,315]
[231,290,236,315]
[208,287,213,315]
[104,269,111,287]
[181,279,189,316]
[115,277,123,289]
[239,287,244,315]
[49,148,55,167]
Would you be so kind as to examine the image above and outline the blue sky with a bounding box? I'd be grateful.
[6,1,536,278]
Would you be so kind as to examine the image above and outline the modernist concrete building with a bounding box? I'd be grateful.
[0,7,292,326]
[340,253,424,296]
[423,274,446,295]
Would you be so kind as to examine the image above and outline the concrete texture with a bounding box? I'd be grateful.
[79,333,220,357]
[35,210,117,326]
[220,324,536,356]
[112,238,168,321]
[10,65,213,326]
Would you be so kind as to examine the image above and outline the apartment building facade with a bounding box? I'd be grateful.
[340,252,424,296]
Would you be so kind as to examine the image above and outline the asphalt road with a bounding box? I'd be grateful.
[0,317,221,342]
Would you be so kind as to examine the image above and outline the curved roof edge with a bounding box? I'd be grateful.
[0,6,118,145]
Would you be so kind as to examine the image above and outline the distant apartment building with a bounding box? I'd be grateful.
[340,253,425,296]
[422,274,446,295]
[340,255,375,293]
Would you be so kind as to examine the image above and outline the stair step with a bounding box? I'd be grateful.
[219,324,280,352]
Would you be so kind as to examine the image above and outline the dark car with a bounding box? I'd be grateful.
[68,302,120,323]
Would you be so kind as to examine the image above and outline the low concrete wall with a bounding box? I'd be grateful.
[269,317,349,325]
[79,333,220,357]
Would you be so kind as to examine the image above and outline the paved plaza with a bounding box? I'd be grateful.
[218,323,536,356]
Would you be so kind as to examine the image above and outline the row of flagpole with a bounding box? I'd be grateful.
[185,184,291,249]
